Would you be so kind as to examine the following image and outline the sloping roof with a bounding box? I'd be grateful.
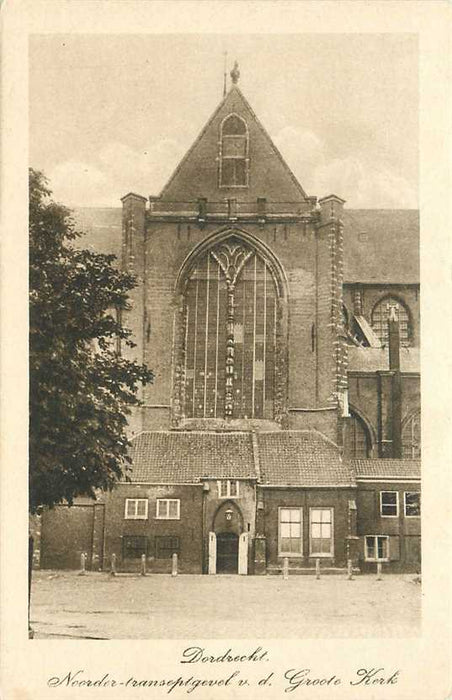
[352,459,421,480]
[347,346,420,373]
[342,209,419,284]
[258,431,354,487]
[128,431,256,483]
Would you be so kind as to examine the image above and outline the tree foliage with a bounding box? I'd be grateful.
[29,169,153,513]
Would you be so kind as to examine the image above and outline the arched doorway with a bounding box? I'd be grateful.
[216,532,239,574]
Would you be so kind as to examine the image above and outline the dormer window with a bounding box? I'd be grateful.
[219,114,249,188]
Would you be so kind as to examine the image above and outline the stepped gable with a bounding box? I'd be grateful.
[127,431,257,483]
[159,85,308,203]
[342,209,419,285]
[258,430,354,487]
[352,459,421,480]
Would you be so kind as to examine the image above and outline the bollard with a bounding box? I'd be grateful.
[376,561,382,580]
[315,558,321,580]
[347,559,354,580]
[172,552,178,577]
[141,553,146,576]
[283,557,289,580]
[78,552,86,576]
[110,552,117,576]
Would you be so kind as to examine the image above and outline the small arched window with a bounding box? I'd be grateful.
[344,412,371,458]
[371,296,411,347]
[219,114,249,188]
[402,411,421,459]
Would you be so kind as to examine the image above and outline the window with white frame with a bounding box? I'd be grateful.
[124,498,148,520]
[218,480,239,498]
[365,535,389,561]
[404,492,421,517]
[310,508,334,556]
[219,114,249,187]
[278,507,303,556]
[156,499,180,520]
[380,491,399,517]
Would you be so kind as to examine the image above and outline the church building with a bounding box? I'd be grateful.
[34,64,421,575]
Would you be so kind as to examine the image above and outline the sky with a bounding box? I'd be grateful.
[29,34,418,209]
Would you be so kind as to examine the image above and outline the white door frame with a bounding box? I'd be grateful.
[208,531,217,575]
[238,532,248,575]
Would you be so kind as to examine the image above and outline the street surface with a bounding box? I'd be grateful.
[30,571,421,639]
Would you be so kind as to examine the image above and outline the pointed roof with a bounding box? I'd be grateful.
[159,85,307,202]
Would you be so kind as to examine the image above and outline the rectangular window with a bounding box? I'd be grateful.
[404,492,421,517]
[278,507,302,556]
[155,536,180,559]
[365,535,389,561]
[123,535,147,559]
[310,508,334,556]
[156,499,180,520]
[218,480,239,498]
[124,498,148,520]
[380,491,399,517]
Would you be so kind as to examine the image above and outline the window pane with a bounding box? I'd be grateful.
[289,538,301,553]
[219,482,227,497]
[366,536,375,559]
[136,500,147,517]
[280,537,291,552]
[321,538,331,554]
[321,510,332,523]
[280,509,292,523]
[321,523,331,538]
[157,500,166,518]
[234,160,246,186]
[311,538,321,554]
[290,509,301,523]
[168,500,179,518]
[311,510,322,522]
[405,492,421,516]
[377,537,388,559]
[280,523,291,538]
[126,500,135,517]
[229,481,238,497]
[223,136,246,157]
[222,115,246,135]
[311,523,321,538]
[221,160,235,186]
[290,523,301,538]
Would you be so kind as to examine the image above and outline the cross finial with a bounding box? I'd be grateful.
[230,60,240,85]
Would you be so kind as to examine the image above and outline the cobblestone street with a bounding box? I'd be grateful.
[30,571,421,639]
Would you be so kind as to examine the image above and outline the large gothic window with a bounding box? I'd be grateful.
[344,412,371,458]
[181,236,280,420]
[219,114,248,188]
[402,411,421,459]
[371,296,411,347]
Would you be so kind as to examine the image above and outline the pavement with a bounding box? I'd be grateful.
[30,570,421,640]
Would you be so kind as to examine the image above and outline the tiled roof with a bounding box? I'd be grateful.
[127,429,355,487]
[127,431,256,483]
[352,459,421,480]
[347,346,420,373]
[342,209,419,284]
[258,431,354,487]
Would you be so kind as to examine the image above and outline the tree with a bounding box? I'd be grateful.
[29,169,153,513]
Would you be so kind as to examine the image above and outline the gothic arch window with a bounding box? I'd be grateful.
[344,411,372,458]
[402,411,421,459]
[371,296,412,347]
[175,234,286,422]
[219,114,249,188]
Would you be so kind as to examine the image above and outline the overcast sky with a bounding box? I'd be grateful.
[29,33,418,209]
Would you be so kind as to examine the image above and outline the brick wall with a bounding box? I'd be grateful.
[356,481,421,572]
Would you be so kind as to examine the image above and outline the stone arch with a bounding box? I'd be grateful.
[172,227,289,425]
[212,499,245,537]
[344,404,376,458]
